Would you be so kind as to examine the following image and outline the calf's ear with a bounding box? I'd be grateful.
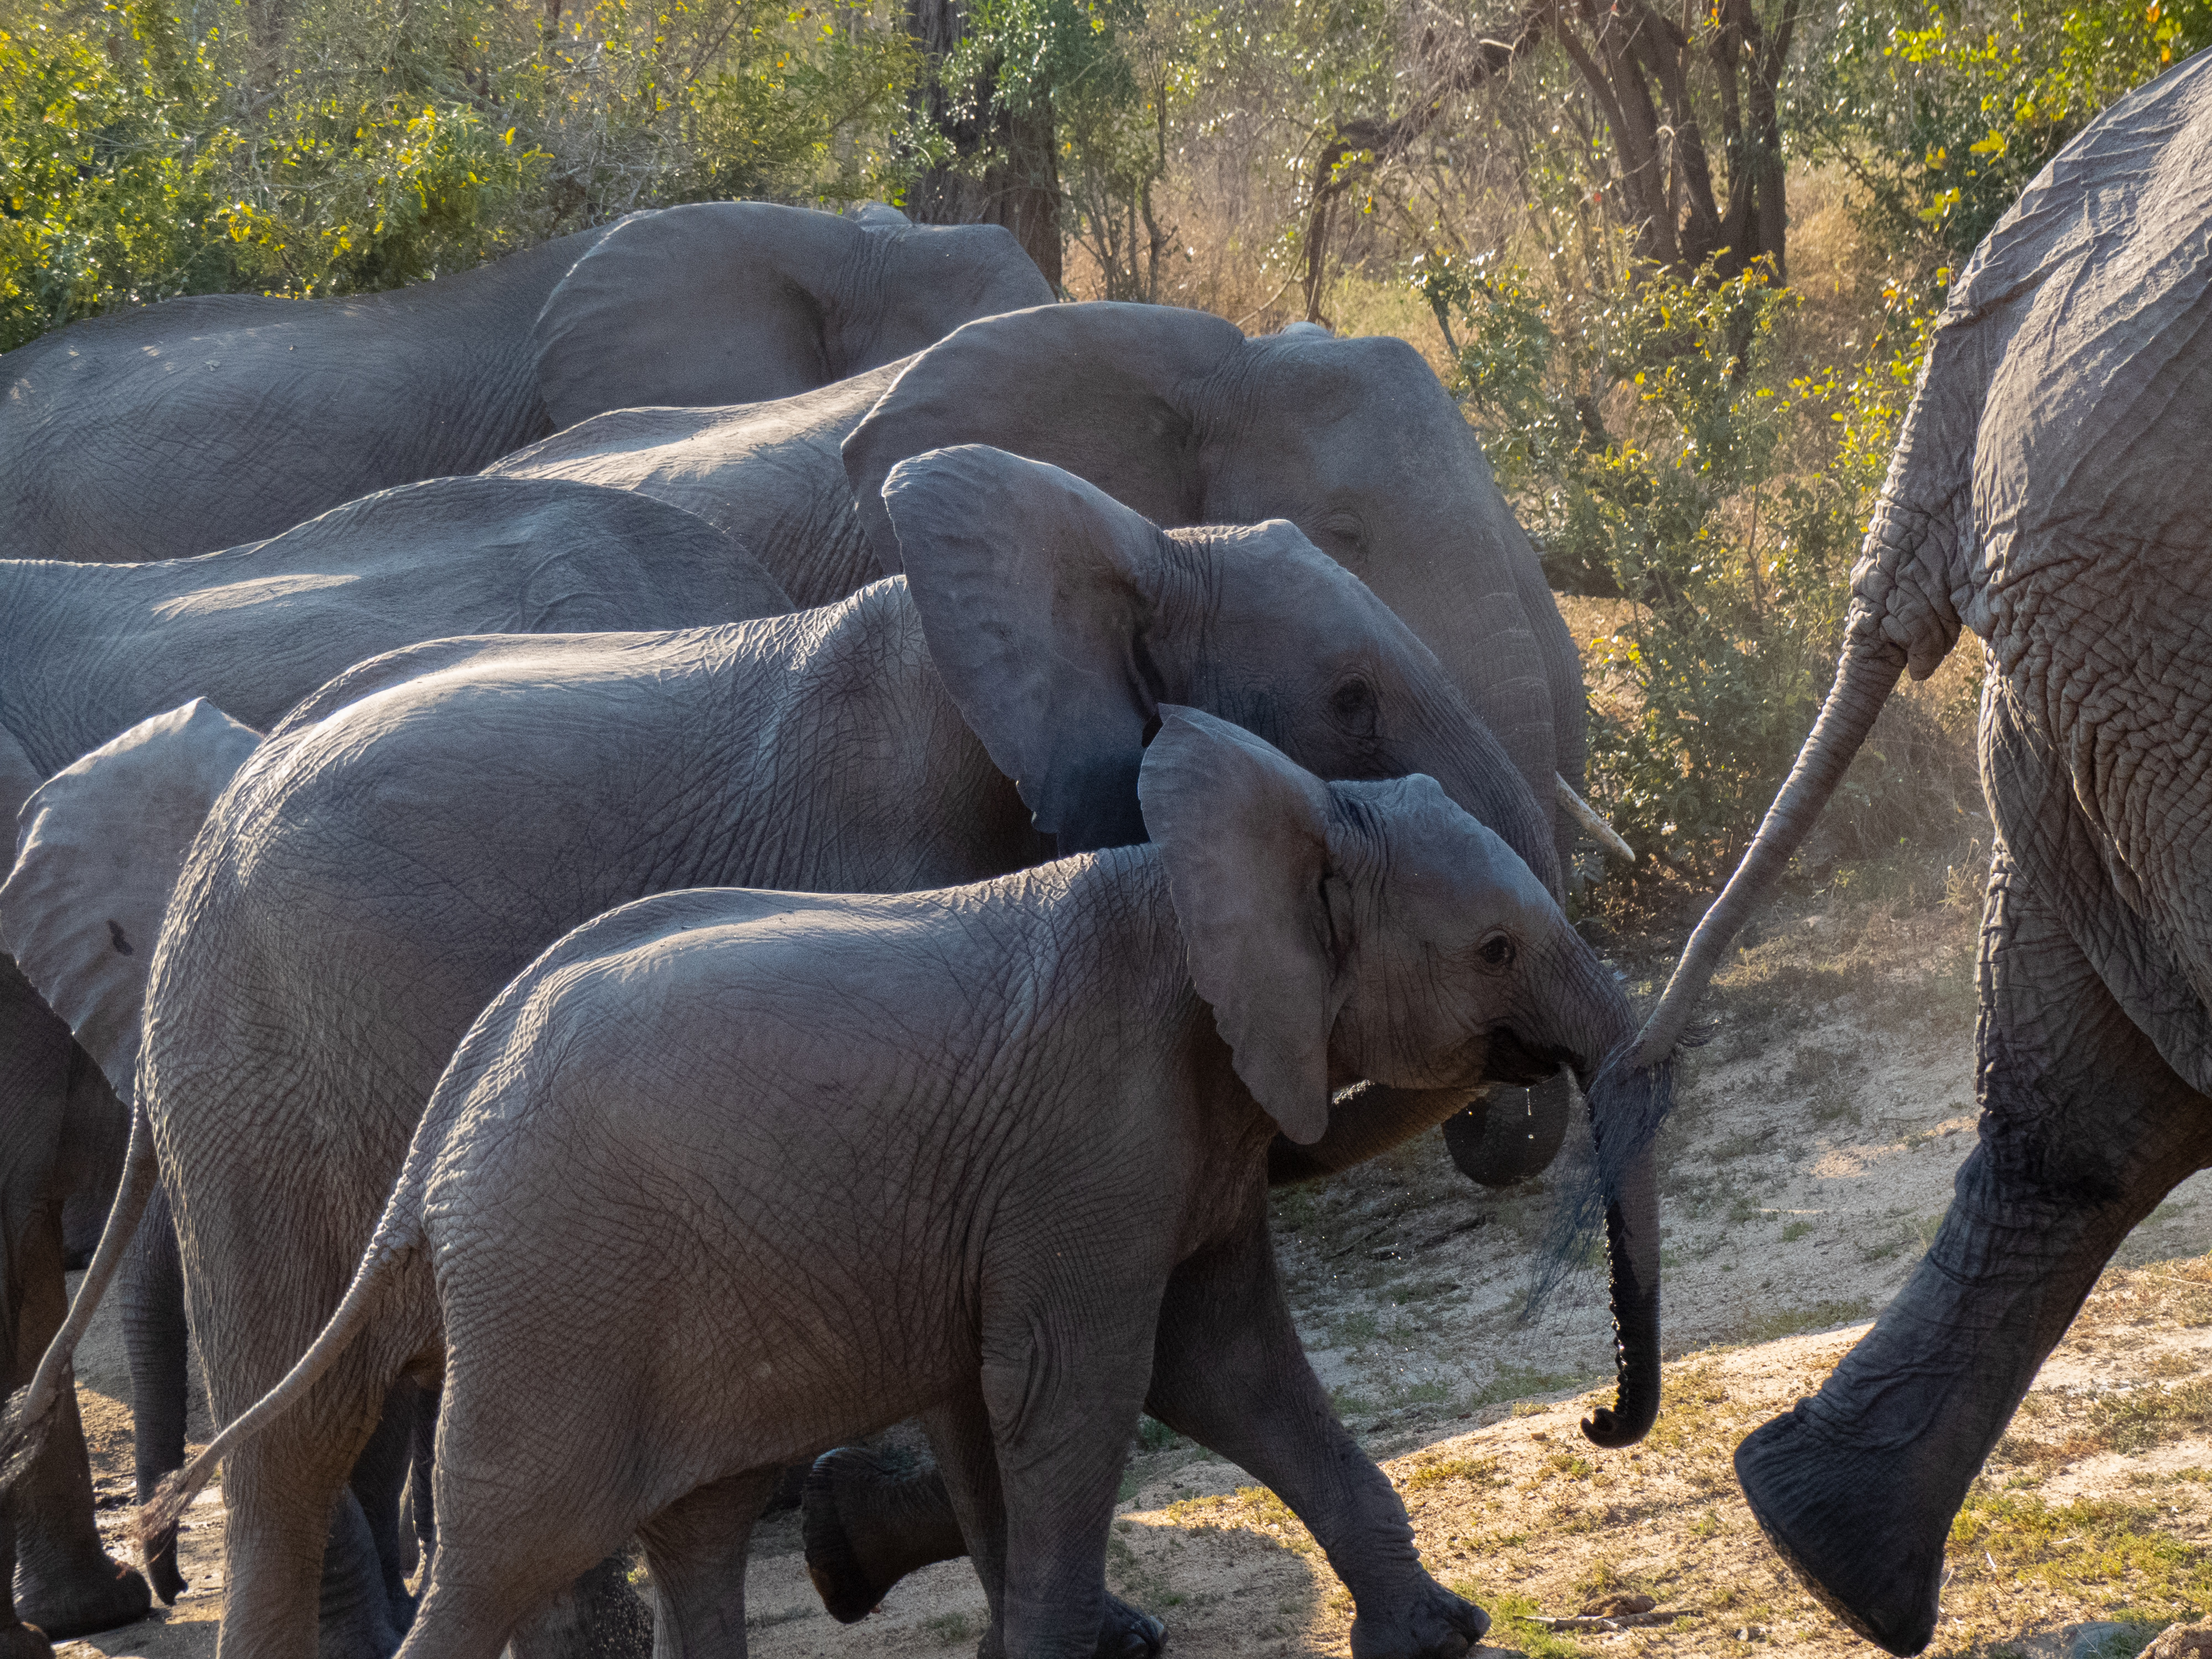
[1138,706,1339,1143]
[883,445,1172,853]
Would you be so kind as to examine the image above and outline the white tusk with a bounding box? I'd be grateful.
[1557,774,1636,864]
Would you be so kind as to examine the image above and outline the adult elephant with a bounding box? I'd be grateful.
[9,446,1660,1659]
[1618,53,2212,1656]
[492,302,1592,881]
[0,475,787,1659]
[493,300,1606,1180]
[0,202,1049,564]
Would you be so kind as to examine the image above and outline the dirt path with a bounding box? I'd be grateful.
[55,883,2212,1659]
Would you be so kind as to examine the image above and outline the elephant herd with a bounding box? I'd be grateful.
[2,52,2211,1659]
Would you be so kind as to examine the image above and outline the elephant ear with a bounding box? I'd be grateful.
[1138,706,1339,1144]
[0,700,261,1102]
[533,203,863,429]
[883,446,1174,853]
[853,222,1056,369]
[844,301,1246,575]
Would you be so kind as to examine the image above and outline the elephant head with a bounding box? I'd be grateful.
[533,202,1053,431]
[844,302,1587,886]
[1140,707,1663,1446]
[880,444,1557,886]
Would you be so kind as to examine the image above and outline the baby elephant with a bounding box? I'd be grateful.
[148,708,1661,1659]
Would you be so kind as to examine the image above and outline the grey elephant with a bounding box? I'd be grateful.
[142,706,1660,1659]
[0,473,787,1656]
[1618,51,2212,1656]
[12,445,1648,1659]
[495,297,1614,1179]
[0,201,1048,564]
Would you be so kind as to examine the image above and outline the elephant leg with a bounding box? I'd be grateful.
[0,1502,54,1659]
[919,1388,1009,1647]
[208,1383,401,1659]
[406,1381,438,1569]
[1734,849,2212,1657]
[3,975,150,1642]
[973,1298,1153,1659]
[802,1439,1165,1656]
[351,1384,422,1630]
[122,1178,192,1605]
[636,1473,775,1658]
[1145,1218,1486,1659]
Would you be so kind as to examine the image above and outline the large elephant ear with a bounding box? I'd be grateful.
[855,221,1056,366]
[883,446,1172,852]
[844,301,1246,575]
[1138,706,1339,1144]
[0,700,260,1102]
[533,202,865,429]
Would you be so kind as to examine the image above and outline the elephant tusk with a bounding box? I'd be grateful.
[1557,775,1636,864]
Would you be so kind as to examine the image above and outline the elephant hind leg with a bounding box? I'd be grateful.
[1735,846,2212,1656]
[637,1471,776,1658]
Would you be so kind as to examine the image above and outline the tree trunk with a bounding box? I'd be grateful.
[904,0,1064,290]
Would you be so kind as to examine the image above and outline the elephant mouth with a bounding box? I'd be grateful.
[1480,1027,1575,1088]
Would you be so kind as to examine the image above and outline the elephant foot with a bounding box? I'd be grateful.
[14,1557,154,1640]
[974,1600,1165,1659]
[1096,1599,1166,1659]
[1735,1405,1944,1656]
[0,1624,54,1659]
[1346,1580,1486,1659]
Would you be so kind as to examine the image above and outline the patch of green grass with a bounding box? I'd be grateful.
[1780,1218,1815,1243]
[1390,1278,1458,1307]
[2089,1378,2212,1453]
[1329,1386,1376,1418]
[1335,1311,1381,1345]
[1162,1485,1317,1557]
[1728,1298,1874,1346]
[1950,1489,2212,1619]
[1470,1368,1589,1410]
[1404,1455,1501,1493]
[1449,1587,1587,1659]
[1391,1378,1452,1408]
[922,1611,977,1645]
[1137,1416,1183,1452]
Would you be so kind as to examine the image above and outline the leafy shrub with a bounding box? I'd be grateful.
[1,0,915,349]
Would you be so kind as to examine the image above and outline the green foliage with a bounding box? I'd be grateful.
[1804,0,2211,259]
[0,0,915,348]
[0,4,226,348]
[1418,247,1951,872]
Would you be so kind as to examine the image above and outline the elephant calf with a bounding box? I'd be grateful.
[149,708,1661,1659]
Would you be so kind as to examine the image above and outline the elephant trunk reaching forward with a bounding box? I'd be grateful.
[1618,51,2212,1655]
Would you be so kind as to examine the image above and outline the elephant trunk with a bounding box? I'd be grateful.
[1578,1049,1669,1448]
[1631,628,1908,1069]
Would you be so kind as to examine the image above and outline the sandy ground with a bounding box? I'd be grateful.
[46,877,2212,1659]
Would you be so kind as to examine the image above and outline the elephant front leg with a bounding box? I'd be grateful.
[122,1179,192,1605]
[1145,1214,1486,1659]
[1735,855,2212,1656]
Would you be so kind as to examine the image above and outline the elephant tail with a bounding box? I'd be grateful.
[1632,628,1907,1068]
[0,1098,160,1493]
[131,1185,427,1548]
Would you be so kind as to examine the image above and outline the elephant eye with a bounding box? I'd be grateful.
[1329,674,1379,736]
[1478,933,1517,969]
